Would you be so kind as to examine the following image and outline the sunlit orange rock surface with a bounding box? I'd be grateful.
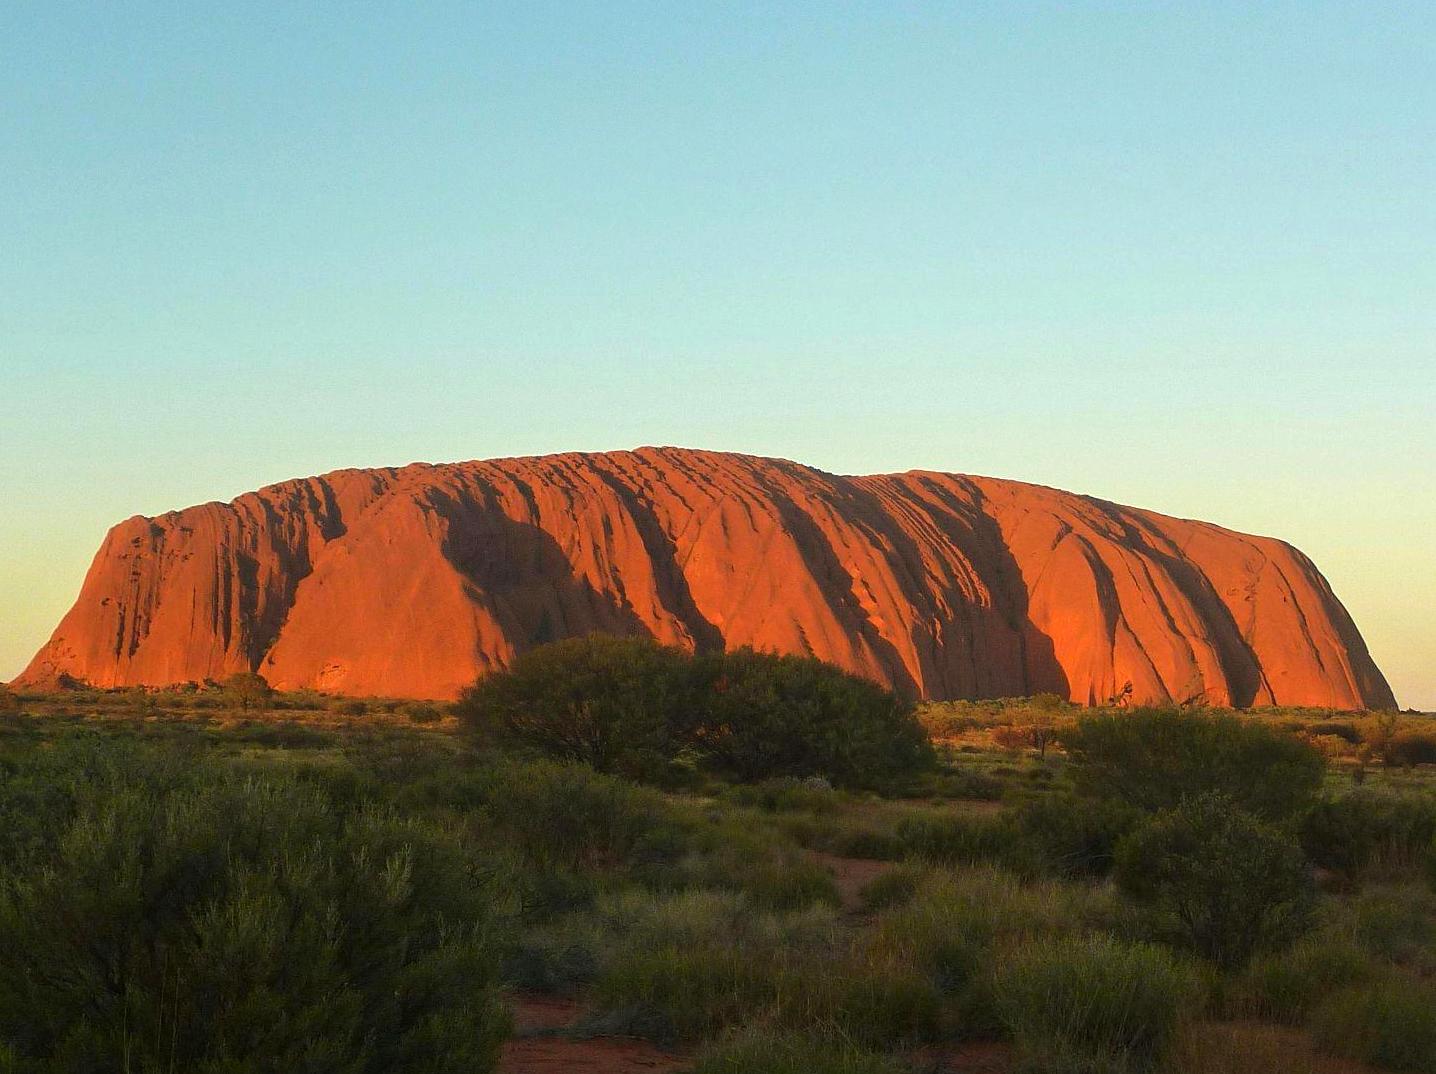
[17,448,1395,708]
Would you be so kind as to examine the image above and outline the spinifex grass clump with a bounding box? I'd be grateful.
[592,944,939,1049]
[691,1027,905,1074]
[1233,935,1376,1023]
[1302,789,1436,880]
[1310,975,1436,1073]
[867,865,1127,1030]
[577,887,938,1049]
[993,934,1203,1073]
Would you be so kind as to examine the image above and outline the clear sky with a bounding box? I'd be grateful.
[2,3,1432,708]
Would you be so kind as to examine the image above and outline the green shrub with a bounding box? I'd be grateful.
[334,698,369,716]
[870,867,1109,998]
[457,636,934,788]
[790,962,939,1049]
[0,688,20,715]
[858,865,926,913]
[1234,936,1375,1023]
[501,935,601,995]
[1311,975,1436,1073]
[593,943,941,1048]
[993,935,1201,1073]
[475,758,671,869]
[895,811,1018,867]
[723,776,842,814]
[830,824,906,861]
[692,1027,904,1074]
[457,635,698,779]
[1308,721,1361,744]
[221,670,273,710]
[1015,792,1143,878]
[693,648,934,789]
[402,701,444,724]
[665,813,841,911]
[1344,884,1436,971]
[599,887,840,953]
[911,765,1006,801]
[1115,793,1315,968]
[0,736,204,868]
[509,886,844,998]
[226,720,335,749]
[1388,729,1436,767]
[591,901,936,1048]
[0,766,508,1073]
[739,856,842,911]
[1061,708,1324,820]
[1302,790,1436,879]
[593,945,773,1043]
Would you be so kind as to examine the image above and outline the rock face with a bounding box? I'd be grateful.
[18,448,1395,708]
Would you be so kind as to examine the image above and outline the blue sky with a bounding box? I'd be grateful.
[2,2,1432,706]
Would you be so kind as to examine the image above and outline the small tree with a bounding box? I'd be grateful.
[222,670,273,711]
[1115,793,1315,968]
[0,687,20,715]
[994,698,1069,759]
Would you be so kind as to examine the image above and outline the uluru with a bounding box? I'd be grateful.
[16,447,1394,709]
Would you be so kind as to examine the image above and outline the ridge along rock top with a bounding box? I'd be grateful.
[17,447,1395,709]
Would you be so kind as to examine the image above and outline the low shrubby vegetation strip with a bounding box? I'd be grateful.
[1,643,1434,1074]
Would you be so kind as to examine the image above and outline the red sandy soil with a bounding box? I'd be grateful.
[815,851,899,915]
[910,1041,1015,1072]
[498,977,1380,1074]
[501,994,687,1074]
[19,447,1393,710]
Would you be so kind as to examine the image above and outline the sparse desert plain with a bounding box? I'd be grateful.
[2,653,1433,1073]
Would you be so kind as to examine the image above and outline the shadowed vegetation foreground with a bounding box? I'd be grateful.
[1,648,1434,1074]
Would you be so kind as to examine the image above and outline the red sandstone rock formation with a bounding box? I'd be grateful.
[16,448,1395,708]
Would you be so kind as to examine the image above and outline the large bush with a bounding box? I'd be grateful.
[221,670,273,711]
[1060,707,1324,820]
[456,636,933,788]
[690,647,933,788]
[1115,793,1315,969]
[456,634,699,778]
[0,754,508,1073]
